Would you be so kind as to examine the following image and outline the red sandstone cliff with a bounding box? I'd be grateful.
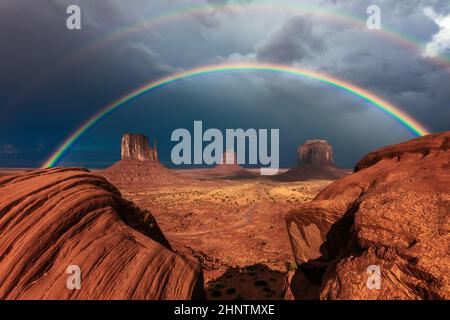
[121,133,158,162]
[0,167,204,299]
[286,132,450,300]
[279,140,348,181]
[208,150,256,179]
[101,133,189,187]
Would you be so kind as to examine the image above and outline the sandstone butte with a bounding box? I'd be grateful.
[0,167,204,299]
[102,133,189,187]
[0,132,448,300]
[208,150,256,178]
[121,132,158,162]
[279,139,349,181]
[286,132,450,300]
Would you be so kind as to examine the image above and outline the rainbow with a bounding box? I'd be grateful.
[65,0,450,67]
[42,62,430,168]
[68,2,450,68]
[5,1,450,121]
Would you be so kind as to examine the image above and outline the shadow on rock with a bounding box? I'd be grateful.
[206,264,287,300]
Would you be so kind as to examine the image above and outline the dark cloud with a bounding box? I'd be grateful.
[256,16,324,64]
[206,0,254,7]
[2,144,19,155]
[0,0,449,168]
[117,42,180,76]
[195,0,255,28]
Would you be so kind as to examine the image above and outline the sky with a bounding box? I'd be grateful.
[0,0,449,169]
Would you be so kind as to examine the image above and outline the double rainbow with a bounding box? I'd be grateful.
[5,1,449,123]
[67,2,450,69]
[42,63,430,168]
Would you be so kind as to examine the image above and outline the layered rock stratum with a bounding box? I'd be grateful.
[279,140,348,181]
[121,133,158,162]
[286,132,450,300]
[0,167,203,299]
[298,140,334,166]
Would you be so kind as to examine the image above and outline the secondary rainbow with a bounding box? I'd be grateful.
[66,1,450,69]
[42,63,430,168]
[7,2,450,123]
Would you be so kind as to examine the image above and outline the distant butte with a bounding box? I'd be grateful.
[101,133,189,187]
[121,133,158,162]
[278,140,349,181]
[285,132,450,300]
[203,150,256,179]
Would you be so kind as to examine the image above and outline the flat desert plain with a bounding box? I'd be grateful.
[0,167,333,300]
[116,169,333,300]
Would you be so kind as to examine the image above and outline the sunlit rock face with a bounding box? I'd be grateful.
[286,132,450,300]
[278,140,348,181]
[0,167,204,299]
[102,133,188,187]
[121,133,158,162]
[297,140,334,166]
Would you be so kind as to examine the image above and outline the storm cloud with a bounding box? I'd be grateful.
[0,0,449,168]
[256,16,324,64]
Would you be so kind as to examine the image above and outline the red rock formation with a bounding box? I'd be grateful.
[279,140,348,181]
[354,133,450,171]
[102,133,190,187]
[121,133,158,162]
[222,149,238,164]
[0,167,204,299]
[298,140,334,166]
[286,132,450,300]
[101,160,190,187]
[209,150,255,179]
[152,139,159,162]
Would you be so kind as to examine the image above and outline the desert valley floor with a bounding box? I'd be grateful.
[0,167,333,300]
[106,169,333,300]
[1,132,448,300]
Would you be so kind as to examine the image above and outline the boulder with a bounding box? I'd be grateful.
[0,167,204,299]
[286,132,450,300]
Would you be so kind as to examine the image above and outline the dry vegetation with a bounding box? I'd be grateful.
[120,176,332,300]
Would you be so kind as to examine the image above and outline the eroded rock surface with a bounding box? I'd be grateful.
[286,132,450,300]
[279,140,348,181]
[298,140,334,166]
[0,167,203,299]
[102,133,192,187]
[121,133,158,162]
